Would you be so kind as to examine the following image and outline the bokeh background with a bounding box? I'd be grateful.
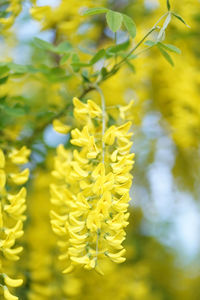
[0,0,200,299]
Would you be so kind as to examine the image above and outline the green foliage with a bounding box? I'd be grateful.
[83,7,108,16]
[106,40,130,56]
[0,64,9,77]
[0,76,8,84]
[172,12,190,27]
[60,53,71,65]
[156,41,181,66]
[0,3,188,145]
[34,38,73,54]
[144,40,156,47]
[158,43,181,54]
[90,49,106,64]
[0,103,28,116]
[83,7,136,38]
[157,43,174,66]
[106,10,123,32]
[122,14,136,38]
[34,37,54,51]
[167,0,171,11]
[56,41,73,54]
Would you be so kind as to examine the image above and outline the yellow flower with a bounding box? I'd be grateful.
[0,149,5,168]
[0,169,6,189]
[4,287,18,300]
[53,119,70,134]
[119,100,134,120]
[3,275,23,288]
[107,249,126,263]
[10,168,29,185]
[9,146,31,164]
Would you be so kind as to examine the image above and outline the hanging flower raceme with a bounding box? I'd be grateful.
[51,96,134,274]
[0,147,30,300]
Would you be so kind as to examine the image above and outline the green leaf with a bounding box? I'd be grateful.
[166,0,171,11]
[90,49,105,64]
[6,63,37,75]
[71,62,91,67]
[172,12,190,27]
[144,40,156,47]
[56,41,72,54]
[78,46,94,55]
[122,14,136,38]
[0,12,9,18]
[71,53,81,72]
[0,76,9,85]
[83,7,108,16]
[120,53,136,59]
[126,61,136,73]
[106,10,123,32]
[0,65,9,77]
[9,96,28,102]
[101,67,108,77]
[0,104,27,116]
[43,67,70,82]
[60,53,71,65]
[158,42,181,54]
[157,44,174,66]
[71,53,91,70]
[106,40,130,56]
[34,38,54,51]
[35,38,73,55]
[7,63,28,74]
[81,70,90,82]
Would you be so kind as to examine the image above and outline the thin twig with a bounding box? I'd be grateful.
[91,84,106,262]
[93,84,106,163]
[113,26,158,69]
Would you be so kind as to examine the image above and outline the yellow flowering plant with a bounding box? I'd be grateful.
[47,0,187,275]
[0,0,200,299]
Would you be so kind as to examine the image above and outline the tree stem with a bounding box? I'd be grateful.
[93,84,106,164]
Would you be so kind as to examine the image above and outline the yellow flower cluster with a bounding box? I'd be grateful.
[30,0,103,38]
[51,96,134,274]
[0,147,30,300]
[24,170,82,300]
[0,0,22,29]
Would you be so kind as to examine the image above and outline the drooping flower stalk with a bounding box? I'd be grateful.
[51,91,134,274]
[0,147,30,300]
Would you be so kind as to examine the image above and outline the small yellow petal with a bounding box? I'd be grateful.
[0,149,5,168]
[10,168,29,185]
[87,99,102,118]
[70,255,89,265]
[4,287,18,300]
[53,119,70,134]
[63,264,74,274]
[4,274,23,287]
[9,146,30,164]
[103,126,116,145]
[0,169,6,189]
